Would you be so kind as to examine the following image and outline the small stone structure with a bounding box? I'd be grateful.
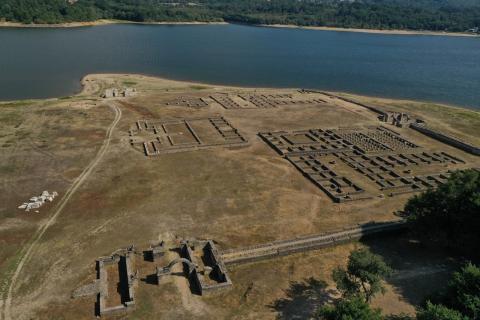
[380,112,415,128]
[411,123,480,156]
[129,116,249,156]
[97,246,137,316]
[73,246,137,317]
[149,241,166,261]
[156,240,233,295]
[102,87,136,98]
[18,190,58,212]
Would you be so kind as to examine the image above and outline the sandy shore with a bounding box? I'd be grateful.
[0,19,227,28]
[1,19,478,37]
[260,24,479,37]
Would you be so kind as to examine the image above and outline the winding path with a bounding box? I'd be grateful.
[1,103,122,320]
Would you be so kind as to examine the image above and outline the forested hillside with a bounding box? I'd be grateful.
[1,0,479,32]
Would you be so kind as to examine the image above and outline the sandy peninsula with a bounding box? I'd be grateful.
[260,23,480,37]
[0,19,227,28]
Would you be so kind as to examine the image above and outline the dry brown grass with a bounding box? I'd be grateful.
[1,74,479,319]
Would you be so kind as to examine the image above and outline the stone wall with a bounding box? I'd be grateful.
[411,123,480,156]
[97,248,137,317]
[221,220,407,266]
[182,240,233,295]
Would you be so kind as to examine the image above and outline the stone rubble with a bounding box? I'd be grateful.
[18,191,58,212]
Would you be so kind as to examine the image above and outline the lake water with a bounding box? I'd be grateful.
[0,24,479,108]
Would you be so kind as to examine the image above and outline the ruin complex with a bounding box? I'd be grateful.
[73,246,137,316]
[166,96,210,108]
[319,93,480,156]
[129,116,249,156]
[73,221,406,316]
[210,93,325,109]
[102,87,136,98]
[260,126,466,202]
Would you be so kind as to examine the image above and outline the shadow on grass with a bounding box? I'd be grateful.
[143,250,154,262]
[141,273,159,285]
[268,277,336,320]
[361,233,455,308]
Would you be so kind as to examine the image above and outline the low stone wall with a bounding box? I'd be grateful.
[411,123,480,156]
[305,91,388,117]
[221,220,406,266]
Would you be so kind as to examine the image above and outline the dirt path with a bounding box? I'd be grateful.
[1,103,122,320]
[389,265,448,281]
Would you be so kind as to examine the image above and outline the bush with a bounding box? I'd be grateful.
[317,296,382,320]
[417,301,468,320]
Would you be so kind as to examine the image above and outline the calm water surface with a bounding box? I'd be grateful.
[0,24,479,108]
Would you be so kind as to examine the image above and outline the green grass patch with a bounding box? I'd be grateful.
[129,285,155,319]
[0,247,25,301]
[189,85,210,90]
[0,164,16,174]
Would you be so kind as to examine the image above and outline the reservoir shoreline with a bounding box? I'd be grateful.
[0,19,478,37]
[1,24,478,108]
[2,73,478,117]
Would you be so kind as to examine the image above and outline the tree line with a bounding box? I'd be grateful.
[1,0,479,32]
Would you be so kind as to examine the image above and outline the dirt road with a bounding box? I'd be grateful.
[1,103,122,320]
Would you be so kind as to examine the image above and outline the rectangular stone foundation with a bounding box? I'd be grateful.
[97,247,136,316]
[130,116,249,156]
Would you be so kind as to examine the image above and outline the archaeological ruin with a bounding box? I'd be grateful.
[259,126,466,202]
[68,87,479,318]
[314,93,480,156]
[129,116,249,156]
[210,93,326,109]
[73,246,137,317]
[102,87,136,99]
[73,221,406,316]
[166,96,210,108]
[157,240,233,295]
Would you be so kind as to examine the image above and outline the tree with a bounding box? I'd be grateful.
[406,169,480,255]
[332,248,392,302]
[444,262,480,320]
[316,296,382,320]
[417,301,468,320]
[1,0,480,31]
[384,315,414,320]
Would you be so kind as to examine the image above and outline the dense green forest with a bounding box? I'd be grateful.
[1,0,479,32]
